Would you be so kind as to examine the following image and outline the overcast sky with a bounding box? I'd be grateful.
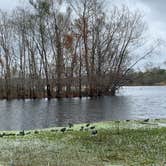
[0,0,20,10]
[109,0,166,69]
[0,0,165,69]
[110,0,166,41]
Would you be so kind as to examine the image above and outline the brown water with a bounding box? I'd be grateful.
[0,86,165,130]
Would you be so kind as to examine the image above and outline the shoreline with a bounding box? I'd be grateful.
[0,118,166,135]
[0,119,166,165]
[0,85,165,100]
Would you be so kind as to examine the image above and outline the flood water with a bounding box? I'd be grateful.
[0,86,165,130]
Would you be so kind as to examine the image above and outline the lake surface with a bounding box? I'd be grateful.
[0,86,165,130]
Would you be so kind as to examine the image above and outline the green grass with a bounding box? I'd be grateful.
[0,120,166,166]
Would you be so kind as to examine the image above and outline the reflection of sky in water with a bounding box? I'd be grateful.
[0,86,166,130]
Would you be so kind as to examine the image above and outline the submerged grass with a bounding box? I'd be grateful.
[0,120,166,166]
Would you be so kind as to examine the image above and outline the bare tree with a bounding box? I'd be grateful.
[0,0,158,99]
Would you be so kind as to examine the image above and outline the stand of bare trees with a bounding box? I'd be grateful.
[0,0,156,99]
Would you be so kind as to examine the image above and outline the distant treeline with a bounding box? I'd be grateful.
[0,0,155,99]
[128,68,166,86]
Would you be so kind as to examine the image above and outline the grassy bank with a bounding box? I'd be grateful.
[0,119,166,166]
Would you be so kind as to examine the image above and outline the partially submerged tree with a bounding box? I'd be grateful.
[0,0,159,99]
